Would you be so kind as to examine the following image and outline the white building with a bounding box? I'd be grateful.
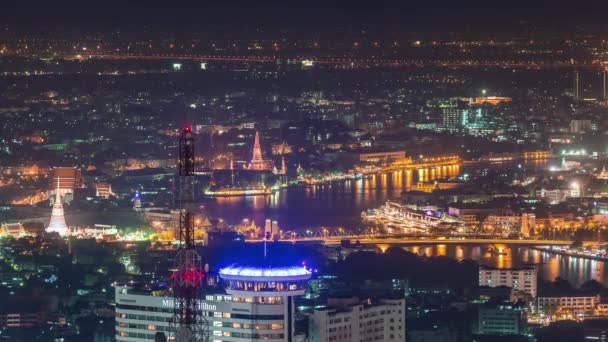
[143,209,181,228]
[535,189,577,204]
[115,264,311,341]
[308,297,406,342]
[570,119,595,134]
[537,295,600,316]
[478,267,537,298]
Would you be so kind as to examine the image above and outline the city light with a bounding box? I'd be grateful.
[2,7,607,341]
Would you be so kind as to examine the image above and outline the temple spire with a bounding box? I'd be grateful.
[46,177,69,236]
[248,130,274,171]
[281,157,286,174]
[252,130,263,162]
[55,177,61,204]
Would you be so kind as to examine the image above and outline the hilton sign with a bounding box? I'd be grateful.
[162,299,217,311]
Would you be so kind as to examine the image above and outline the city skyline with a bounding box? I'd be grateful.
[2,4,608,342]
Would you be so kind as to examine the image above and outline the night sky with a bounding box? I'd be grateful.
[1,1,607,30]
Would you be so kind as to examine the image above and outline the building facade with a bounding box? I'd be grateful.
[478,267,537,298]
[308,297,406,342]
[537,295,600,316]
[472,304,527,335]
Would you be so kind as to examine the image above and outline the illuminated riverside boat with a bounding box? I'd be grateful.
[362,201,463,232]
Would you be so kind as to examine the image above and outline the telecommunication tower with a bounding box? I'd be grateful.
[170,126,208,342]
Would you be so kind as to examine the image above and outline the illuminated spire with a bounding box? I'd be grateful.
[281,157,286,174]
[46,177,69,236]
[55,178,61,204]
[248,130,274,171]
[133,191,142,211]
[230,158,235,185]
[274,156,287,175]
[252,130,263,162]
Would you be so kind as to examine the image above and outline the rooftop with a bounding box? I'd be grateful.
[219,264,311,282]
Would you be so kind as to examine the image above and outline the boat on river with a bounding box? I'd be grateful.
[362,201,463,232]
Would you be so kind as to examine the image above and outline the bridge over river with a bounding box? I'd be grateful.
[246,237,574,247]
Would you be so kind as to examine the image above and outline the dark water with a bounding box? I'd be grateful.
[403,244,606,287]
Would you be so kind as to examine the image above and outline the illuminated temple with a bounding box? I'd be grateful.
[247,130,274,171]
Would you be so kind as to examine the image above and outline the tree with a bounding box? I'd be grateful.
[580,279,604,294]
[543,303,559,320]
[570,240,583,250]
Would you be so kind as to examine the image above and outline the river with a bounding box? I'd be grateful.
[203,159,553,230]
[202,158,607,286]
[403,244,605,287]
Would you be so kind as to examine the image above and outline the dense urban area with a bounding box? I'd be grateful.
[3,6,608,342]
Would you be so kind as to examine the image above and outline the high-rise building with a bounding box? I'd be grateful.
[308,297,406,342]
[441,102,470,132]
[478,266,537,298]
[115,264,311,341]
[472,303,527,336]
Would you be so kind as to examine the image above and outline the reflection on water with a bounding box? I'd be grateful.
[206,164,462,229]
[402,244,606,287]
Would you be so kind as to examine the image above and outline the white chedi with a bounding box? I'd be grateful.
[46,178,69,236]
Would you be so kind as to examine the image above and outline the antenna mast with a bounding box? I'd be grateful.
[171,126,209,342]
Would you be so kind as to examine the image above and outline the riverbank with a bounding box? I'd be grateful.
[530,246,607,262]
